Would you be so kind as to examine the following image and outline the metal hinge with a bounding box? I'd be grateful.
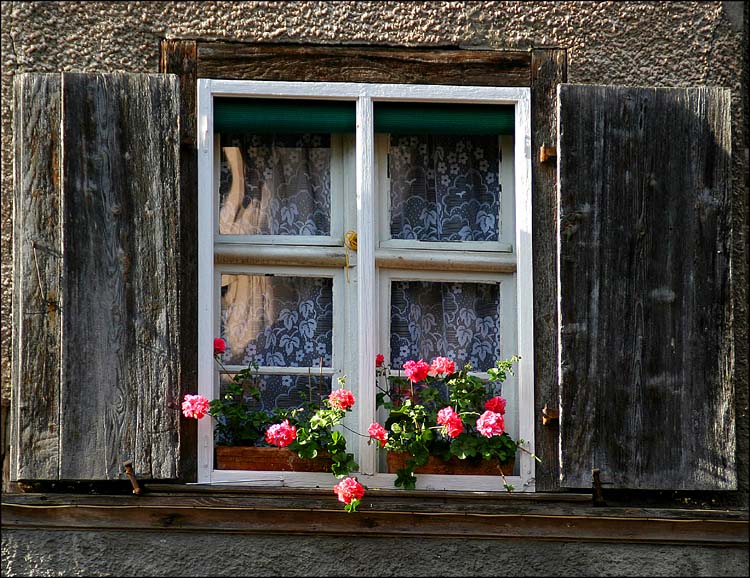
[539,144,557,164]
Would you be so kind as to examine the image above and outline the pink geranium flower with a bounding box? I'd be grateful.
[375,353,385,367]
[476,410,505,438]
[214,337,226,356]
[484,396,507,415]
[429,356,455,377]
[436,406,464,438]
[403,359,430,383]
[265,420,297,447]
[181,394,210,419]
[333,477,366,505]
[367,422,388,447]
[328,388,356,411]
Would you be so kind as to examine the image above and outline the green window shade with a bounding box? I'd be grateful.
[214,98,356,134]
[374,102,514,135]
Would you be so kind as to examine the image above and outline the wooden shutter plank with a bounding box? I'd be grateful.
[558,84,734,490]
[56,73,180,479]
[12,74,63,479]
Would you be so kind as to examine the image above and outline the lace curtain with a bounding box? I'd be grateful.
[219,275,333,409]
[389,134,501,242]
[218,134,331,236]
[390,281,501,373]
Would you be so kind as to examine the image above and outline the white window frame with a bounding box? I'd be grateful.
[197,79,535,491]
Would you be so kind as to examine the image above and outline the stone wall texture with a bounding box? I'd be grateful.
[1,2,747,575]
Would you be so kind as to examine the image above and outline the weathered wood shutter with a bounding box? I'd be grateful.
[557,84,734,490]
[12,72,181,480]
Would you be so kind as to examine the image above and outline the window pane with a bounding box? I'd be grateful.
[219,275,333,367]
[219,373,333,418]
[390,280,501,372]
[218,134,331,236]
[389,135,501,242]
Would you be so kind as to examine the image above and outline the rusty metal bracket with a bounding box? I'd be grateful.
[541,404,559,426]
[123,461,142,496]
[592,468,607,507]
[539,144,557,164]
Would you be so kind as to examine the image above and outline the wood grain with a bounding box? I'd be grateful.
[197,43,531,86]
[530,49,567,492]
[12,74,63,480]
[58,73,181,480]
[557,85,734,490]
[2,496,747,545]
[161,39,199,483]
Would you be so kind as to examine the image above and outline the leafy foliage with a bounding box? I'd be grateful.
[376,356,531,490]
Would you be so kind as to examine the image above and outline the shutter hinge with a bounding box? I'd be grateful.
[592,468,607,507]
[539,144,557,164]
[541,403,559,426]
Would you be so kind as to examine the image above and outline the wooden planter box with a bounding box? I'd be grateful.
[215,446,333,472]
[387,452,515,476]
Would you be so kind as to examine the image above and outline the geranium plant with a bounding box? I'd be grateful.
[369,354,539,491]
[182,338,362,510]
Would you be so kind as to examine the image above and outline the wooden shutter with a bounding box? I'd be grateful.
[557,84,734,490]
[12,73,181,480]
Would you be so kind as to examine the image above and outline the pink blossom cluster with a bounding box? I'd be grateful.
[403,359,430,383]
[476,410,505,438]
[214,337,226,356]
[333,477,366,505]
[182,394,210,419]
[484,396,507,415]
[436,406,464,438]
[265,420,297,447]
[428,356,456,377]
[328,388,356,411]
[375,353,385,367]
[367,422,388,447]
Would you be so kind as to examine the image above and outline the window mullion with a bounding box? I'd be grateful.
[356,95,377,474]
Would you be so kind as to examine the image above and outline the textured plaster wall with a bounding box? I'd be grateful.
[3,529,750,577]
[0,2,747,575]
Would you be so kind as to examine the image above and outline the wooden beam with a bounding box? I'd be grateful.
[197,43,531,86]
[530,48,567,492]
[2,494,747,545]
[161,40,199,483]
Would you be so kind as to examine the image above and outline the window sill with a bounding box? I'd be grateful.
[3,485,747,546]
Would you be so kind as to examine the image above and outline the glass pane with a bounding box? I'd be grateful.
[219,275,333,367]
[218,133,331,236]
[390,281,500,372]
[219,373,333,416]
[389,134,501,242]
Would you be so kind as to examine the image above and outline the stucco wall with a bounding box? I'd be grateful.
[1,2,747,575]
[3,529,749,577]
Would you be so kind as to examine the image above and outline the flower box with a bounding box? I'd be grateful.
[386,452,515,476]
[215,446,333,472]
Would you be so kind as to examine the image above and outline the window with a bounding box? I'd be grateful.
[197,80,534,490]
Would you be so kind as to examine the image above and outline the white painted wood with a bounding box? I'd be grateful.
[208,79,529,104]
[512,91,535,489]
[219,365,338,376]
[198,79,534,491]
[197,79,215,483]
[356,96,377,475]
[500,134,517,250]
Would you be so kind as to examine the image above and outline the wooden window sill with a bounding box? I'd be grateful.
[3,486,747,546]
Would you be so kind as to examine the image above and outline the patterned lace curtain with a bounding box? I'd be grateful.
[389,134,501,242]
[390,281,501,373]
[218,134,331,236]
